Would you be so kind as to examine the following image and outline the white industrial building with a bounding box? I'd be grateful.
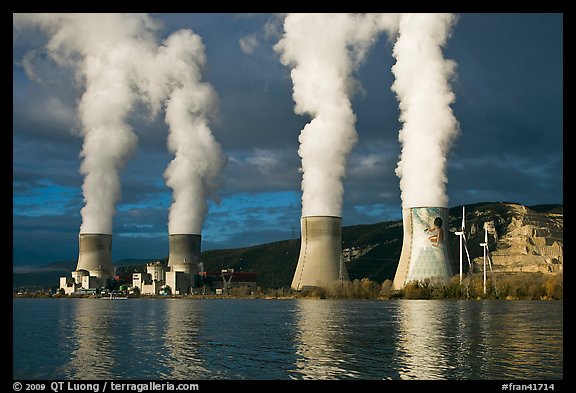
[132,261,191,295]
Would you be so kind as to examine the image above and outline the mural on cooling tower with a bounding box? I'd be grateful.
[405,207,452,282]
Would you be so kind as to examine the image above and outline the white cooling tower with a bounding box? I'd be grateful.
[291,216,348,290]
[74,233,113,283]
[168,234,201,276]
[392,207,453,290]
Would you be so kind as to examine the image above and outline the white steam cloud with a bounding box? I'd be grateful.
[391,13,460,208]
[274,13,397,217]
[13,13,153,234]
[14,13,225,236]
[136,30,226,234]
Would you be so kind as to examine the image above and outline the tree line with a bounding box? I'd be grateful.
[228,272,563,300]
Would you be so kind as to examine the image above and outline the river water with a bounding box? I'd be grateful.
[12,298,563,380]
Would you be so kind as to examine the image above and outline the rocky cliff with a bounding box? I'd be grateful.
[451,203,563,275]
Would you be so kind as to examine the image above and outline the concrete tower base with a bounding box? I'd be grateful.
[75,233,113,286]
[393,207,453,290]
[167,234,201,293]
[291,216,348,290]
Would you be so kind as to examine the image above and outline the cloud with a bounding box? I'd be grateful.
[264,14,285,38]
[13,88,77,140]
[224,148,300,193]
[239,33,258,54]
[348,152,391,178]
[245,148,282,174]
[20,49,43,83]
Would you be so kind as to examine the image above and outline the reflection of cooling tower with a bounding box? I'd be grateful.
[291,216,348,290]
[393,207,453,290]
[75,233,113,280]
[168,234,201,276]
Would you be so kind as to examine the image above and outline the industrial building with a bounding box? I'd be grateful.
[197,270,258,294]
[132,265,257,295]
[58,234,257,295]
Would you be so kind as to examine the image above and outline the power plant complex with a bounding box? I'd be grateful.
[22,12,466,297]
[58,232,258,295]
[59,209,455,294]
[45,12,461,296]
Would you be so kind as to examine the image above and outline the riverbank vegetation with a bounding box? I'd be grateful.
[207,272,563,300]
[289,272,563,300]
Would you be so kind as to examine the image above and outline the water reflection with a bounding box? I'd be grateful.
[394,300,454,379]
[451,301,486,378]
[14,298,562,380]
[60,299,116,379]
[394,300,563,380]
[291,299,360,379]
[162,299,207,378]
[472,302,563,379]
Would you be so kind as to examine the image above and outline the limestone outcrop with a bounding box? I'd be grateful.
[468,204,563,274]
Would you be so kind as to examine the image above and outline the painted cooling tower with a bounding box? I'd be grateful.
[291,216,348,290]
[75,233,113,281]
[392,207,453,290]
[168,234,201,276]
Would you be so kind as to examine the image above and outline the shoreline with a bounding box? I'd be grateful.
[14,272,563,301]
[12,293,562,301]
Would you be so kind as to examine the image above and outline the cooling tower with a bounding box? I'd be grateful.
[392,207,453,290]
[291,216,348,290]
[168,234,201,276]
[75,233,113,281]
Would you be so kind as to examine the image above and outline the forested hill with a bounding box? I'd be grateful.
[200,202,563,288]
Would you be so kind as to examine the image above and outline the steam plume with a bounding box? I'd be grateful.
[13,13,158,234]
[14,14,224,236]
[274,13,394,217]
[137,30,226,234]
[391,13,459,208]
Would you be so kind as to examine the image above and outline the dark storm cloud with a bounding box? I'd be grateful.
[116,149,172,204]
[13,140,83,184]
[114,206,170,235]
[12,93,76,141]
[13,214,81,267]
[448,154,563,207]
[223,147,301,193]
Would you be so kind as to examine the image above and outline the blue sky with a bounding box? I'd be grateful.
[13,13,563,270]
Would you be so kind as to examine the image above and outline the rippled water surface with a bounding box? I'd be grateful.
[13,298,562,380]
